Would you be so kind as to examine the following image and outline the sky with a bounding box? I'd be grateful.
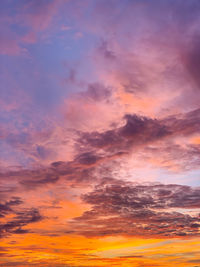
[1,0,200,266]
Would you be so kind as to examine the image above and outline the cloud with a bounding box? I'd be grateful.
[162,108,200,136]
[0,208,42,236]
[79,114,169,152]
[74,152,102,166]
[20,173,59,188]
[63,81,119,132]
[1,107,200,194]
[70,179,200,238]
[143,142,200,172]
[182,37,200,91]
[0,196,43,238]
[0,0,61,56]
[76,108,200,171]
[0,197,22,218]
[80,82,112,102]
[0,150,103,193]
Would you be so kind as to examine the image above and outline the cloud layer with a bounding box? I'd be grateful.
[71,179,200,238]
[1,0,200,266]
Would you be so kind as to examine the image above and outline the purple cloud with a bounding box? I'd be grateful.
[70,179,200,238]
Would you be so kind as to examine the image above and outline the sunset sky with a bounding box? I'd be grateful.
[1,1,200,266]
